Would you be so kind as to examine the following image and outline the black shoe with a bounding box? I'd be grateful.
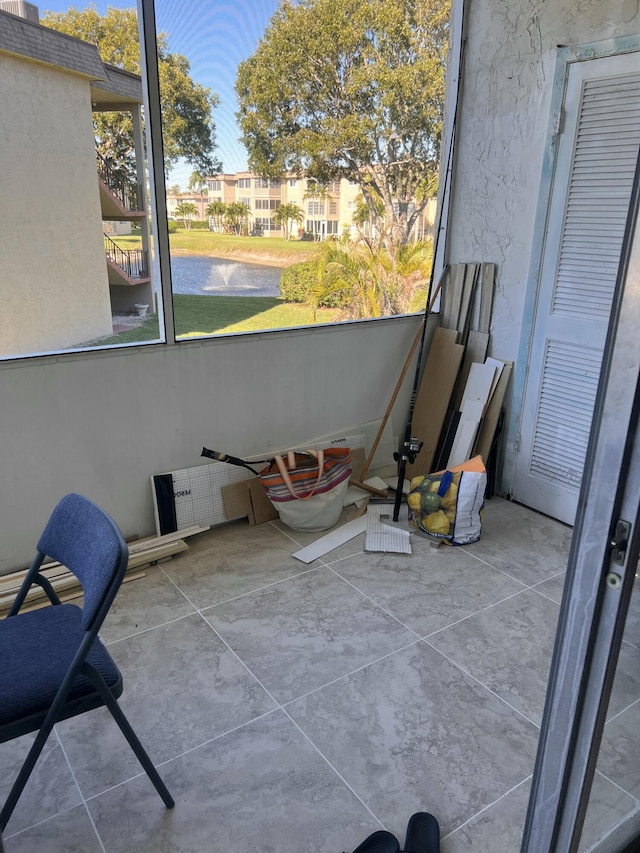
[402,812,440,853]
[349,829,401,853]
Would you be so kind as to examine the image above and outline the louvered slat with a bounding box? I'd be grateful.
[552,74,640,320]
[530,341,603,486]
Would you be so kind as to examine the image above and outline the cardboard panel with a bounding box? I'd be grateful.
[406,326,464,478]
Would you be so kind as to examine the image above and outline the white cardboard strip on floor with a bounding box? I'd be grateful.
[292,517,368,564]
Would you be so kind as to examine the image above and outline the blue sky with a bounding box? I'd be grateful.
[40,0,281,186]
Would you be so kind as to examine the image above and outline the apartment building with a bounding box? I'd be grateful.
[201,172,356,238]
[166,172,435,240]
[165,191,209,221]
[203,172,436,240]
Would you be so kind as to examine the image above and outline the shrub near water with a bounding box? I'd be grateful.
[279,259,343,307]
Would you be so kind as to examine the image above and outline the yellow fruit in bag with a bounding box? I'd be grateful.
[410,475,426,490]
[423,509,450,536]
[440,481,459,510]
[444,507,457,523]
[407,492,422,512]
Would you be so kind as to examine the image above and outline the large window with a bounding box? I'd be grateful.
[0,3,163,359]
[1,0,446,356]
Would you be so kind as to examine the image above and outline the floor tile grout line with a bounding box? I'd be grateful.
[422,639,542,730]
[54,728,108,853]
[326,565,424,639]
[280,705,389,831]
[2,802,101,845]
[194,609,283,707]
[462,547,567,588]
[103,609,196,646]
[79,699,388,836]
[150,709,283,770]
[196,608,424,722]
[192,564,323,613]
[440,775,533,841]
[620,635,640,653]
[417,586,555,641]
[158,563,208,612]
[81,708,284,805]
[158,549,337,615]
[593,769,640,807]
[605,694,640,725]
[280,638,424,707]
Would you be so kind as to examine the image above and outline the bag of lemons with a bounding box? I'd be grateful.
[407,455,486,545]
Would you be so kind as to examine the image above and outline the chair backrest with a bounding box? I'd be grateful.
[36,494,128,631]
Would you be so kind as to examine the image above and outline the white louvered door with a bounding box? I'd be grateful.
[512,52,640,524]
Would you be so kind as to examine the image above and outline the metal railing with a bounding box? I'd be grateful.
[97,152,142,212]
[104,234,149,279]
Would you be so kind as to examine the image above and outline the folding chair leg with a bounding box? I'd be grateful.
[0,722,55,831]
[102,691,175,809]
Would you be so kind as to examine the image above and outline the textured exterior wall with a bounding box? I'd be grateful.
[448,0,640,365]
[0,55,112,355]
[447,0,640,494]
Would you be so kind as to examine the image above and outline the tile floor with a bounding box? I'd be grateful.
[2,498,639,852]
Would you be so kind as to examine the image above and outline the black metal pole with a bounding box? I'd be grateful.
[391,65,462,522]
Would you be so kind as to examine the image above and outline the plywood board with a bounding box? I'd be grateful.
[478,263,496,334]
[474,361,513,463]
[484,357,505,402]
[442,264,466,331]
[405,327,464,479]
[457,263,479,344]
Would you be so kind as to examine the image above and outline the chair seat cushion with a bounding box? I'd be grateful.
[0,604,121,727]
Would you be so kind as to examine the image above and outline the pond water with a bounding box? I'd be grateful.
[170,255,284,298]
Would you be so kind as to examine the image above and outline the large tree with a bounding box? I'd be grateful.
[235,0,449,248]
[43,5,221,178]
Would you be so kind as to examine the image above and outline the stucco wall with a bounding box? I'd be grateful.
[0,55,112,356]
[447,0,640,488]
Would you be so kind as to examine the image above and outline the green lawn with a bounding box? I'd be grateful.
[89,294,339,346]
[115,229,321,267]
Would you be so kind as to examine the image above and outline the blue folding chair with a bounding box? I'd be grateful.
[0,493,174,831]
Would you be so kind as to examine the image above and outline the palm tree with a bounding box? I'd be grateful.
[287,203,304,239]
[272,202,304,240]
[175,201,197,230]
[188,170,208,219]
[206,200,227,232]
[308,238,433,320]
[224,201,251,235]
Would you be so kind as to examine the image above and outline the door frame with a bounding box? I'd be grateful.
[521,141,640,853]
[504,36,640,504]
